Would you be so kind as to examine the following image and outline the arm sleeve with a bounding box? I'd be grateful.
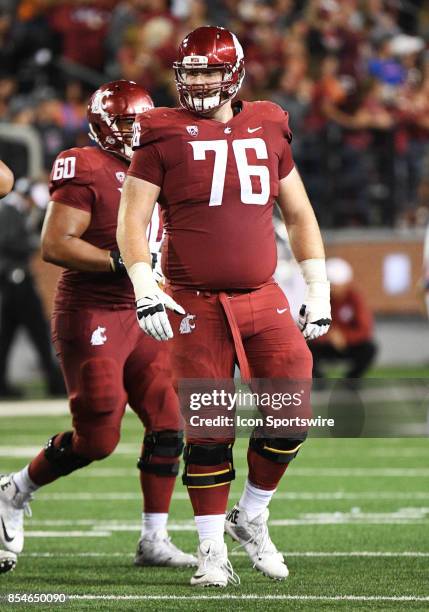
[128,144,165,188]
[50,183,95,213]
[278,111,295,180]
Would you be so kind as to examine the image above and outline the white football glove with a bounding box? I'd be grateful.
[129,262,184,341]
[298,259,331,341]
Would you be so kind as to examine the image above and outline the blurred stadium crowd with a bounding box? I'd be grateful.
[0,0,429,228]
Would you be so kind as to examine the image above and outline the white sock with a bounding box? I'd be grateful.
[13,466,39,495]
[141,512,168,538]
[239,479,276,521]
[194,514,225,546]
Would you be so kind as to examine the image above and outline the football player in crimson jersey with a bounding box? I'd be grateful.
[0,81,197,575]
[117,27,331,587]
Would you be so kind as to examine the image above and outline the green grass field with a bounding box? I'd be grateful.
[0,400,428,611]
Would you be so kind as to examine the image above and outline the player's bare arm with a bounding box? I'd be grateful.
[117,176,158,269]
[278,167,331,340]
[117,176,184,342]
[0,159,14,197]
[41,201,118,273]
[278,167,325,261]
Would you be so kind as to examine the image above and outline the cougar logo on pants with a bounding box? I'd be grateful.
[90,326,107,346]
[180,314,196,335]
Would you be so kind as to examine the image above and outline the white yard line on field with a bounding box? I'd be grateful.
[33,491,429,501]
[73,467,429,478]
[20,551,429,558]
[23,523,428,534]
[26,529,146,536]
[23,508,429,535]
[28,507,429,529]
[27,517,429,532]
[5,444,426,461]
[0,445,140,458]
[289,468,429,477]
[65,595,429,602]
[0,401,69,416]
[3,451,428,475]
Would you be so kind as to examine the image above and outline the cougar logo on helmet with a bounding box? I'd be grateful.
[90,89,113,119]
[87,80,154,161]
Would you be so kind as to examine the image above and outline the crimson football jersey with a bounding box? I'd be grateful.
[128,100,294,289]
[49,146,162,311]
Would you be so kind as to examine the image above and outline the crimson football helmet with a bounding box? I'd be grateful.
[87,80,153,160]
[173,26,245,115]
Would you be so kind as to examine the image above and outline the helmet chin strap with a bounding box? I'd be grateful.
[123,143,134,159]
[88,114,135,160]
[111,119,133,160]
[88,124,99,145]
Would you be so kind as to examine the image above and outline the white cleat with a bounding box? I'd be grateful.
[190,539,240,588]
[0,474,32,556]
[134,529,197,568]
[0,549,17,574]
[225,504,289,580]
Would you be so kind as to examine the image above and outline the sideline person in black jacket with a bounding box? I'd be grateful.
[0,178,64,397]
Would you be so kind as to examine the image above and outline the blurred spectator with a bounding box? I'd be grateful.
[368,37,406,86]
[0,76,16,119]
[57,81,89,147]
[48,0,115,72]
[309,258,377,384]
[117,15,178,105]
[34,94,69,170]
[0,179,64,397]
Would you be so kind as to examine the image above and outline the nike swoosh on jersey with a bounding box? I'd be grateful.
[247,127,262,133]
[1,518,14,543]
[276,308,288,314]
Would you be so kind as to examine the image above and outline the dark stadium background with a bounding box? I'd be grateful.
[0,0,427,389]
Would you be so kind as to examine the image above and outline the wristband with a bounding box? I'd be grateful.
[109,250,127,276]
[128,261,158,302]
[299,258,328,284]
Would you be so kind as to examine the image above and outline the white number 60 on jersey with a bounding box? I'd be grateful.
[189,138,270,206]
[52,156,76,181]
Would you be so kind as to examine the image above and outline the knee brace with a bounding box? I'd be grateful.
[249,433,307,464]
[182,443,235,488]
[44,432,91,476]
[138,430,184,477]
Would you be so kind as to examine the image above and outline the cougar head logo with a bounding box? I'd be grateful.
[179,314,196,335]
[90,326,107,346]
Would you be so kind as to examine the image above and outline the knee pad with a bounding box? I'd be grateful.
[138,430,184,477]
[80,358,122,415]
[182,443,235,488]
[44,432,91,476]
[249,433,307,464]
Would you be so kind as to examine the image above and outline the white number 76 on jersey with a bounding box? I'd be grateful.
[188,138,270,206]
